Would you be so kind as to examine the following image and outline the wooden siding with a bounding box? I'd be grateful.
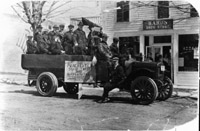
[101,1,199,36]
[177,72,198,86]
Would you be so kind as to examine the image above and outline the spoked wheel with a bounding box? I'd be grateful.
[36,72,58,97]
[156,77,173,101]
[131,76,158,105]
[63,83,79,94]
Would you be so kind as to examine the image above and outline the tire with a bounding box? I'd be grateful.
[36,72,58,97]
[156,77,173,101]
[63,83,79,94]
[131,76,158,105]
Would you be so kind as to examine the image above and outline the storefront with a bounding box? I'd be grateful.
[115,19,199,87]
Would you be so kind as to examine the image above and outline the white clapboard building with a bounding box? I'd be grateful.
[100,1,199,88]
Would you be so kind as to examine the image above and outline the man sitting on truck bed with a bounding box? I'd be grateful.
[48,25,64,55]
[26,35,38,54]
[62,24,75,55]
[34,25,51,54]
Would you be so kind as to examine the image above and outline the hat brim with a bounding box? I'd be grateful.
[112,58,119,61]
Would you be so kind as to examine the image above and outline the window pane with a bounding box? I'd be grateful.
[117,9,123,22]
[124,2,129,21]
[119,36,139,57]
[158,1,169,18]
[117,1,129,22]
[178,34,199,71]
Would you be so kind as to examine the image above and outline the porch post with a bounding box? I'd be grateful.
[139,35,145,60]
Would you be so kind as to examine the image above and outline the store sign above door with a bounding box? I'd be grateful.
[143,19,173,30]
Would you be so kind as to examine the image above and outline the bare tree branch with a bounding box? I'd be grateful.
[22,1,32,24]
[11,6,28,23]
[16,3,23,9]
[44,1,58,19]
[46,0,71,16]
[48,9,73,19]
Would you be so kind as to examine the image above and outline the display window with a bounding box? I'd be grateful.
[119,36,140,56]
[178,34,199,71]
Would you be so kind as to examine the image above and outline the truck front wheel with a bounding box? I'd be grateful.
[156,77,173,101]
[131,76,158,105]
[36,72,58,97]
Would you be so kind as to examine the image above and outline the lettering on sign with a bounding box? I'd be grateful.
[143,19,173,30]
[64,61,95,83]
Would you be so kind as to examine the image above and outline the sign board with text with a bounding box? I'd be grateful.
[143,19,173,30]
[64,61,95,83]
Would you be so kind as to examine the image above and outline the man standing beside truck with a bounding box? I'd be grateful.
[96,33,112,85]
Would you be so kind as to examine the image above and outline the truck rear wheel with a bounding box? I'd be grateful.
[156,77,173,101]
[131,76,158,105]
[63,83,79,94]
[36,72,58,97]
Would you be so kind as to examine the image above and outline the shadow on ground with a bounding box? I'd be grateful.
[7,89,138,104]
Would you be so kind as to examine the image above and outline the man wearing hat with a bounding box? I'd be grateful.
[26,35,38,54]
[48,25,64,55]
[73,21,88,55]
[59,24,65,40]
[100,56,126,103]
[96,33,112,85]
[62,24,75,55]
[87,26,103,55]
[34,25,51,54]
[48,25,59,43]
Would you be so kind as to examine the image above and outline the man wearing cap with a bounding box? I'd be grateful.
[110,37,119,57]
[26,35,38,54]
[96,33,112,85]
[48,25,59,43]
[87,26,103,55]
[34,25,51,54]
[73,21,88,55]
[62,24,75,55]
[48,25,64,55]
[100,56,126,103]
[59,24,65,40]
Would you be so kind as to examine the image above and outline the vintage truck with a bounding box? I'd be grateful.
[21,54,173,105]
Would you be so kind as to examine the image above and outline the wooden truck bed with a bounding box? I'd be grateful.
[21,54,93,70]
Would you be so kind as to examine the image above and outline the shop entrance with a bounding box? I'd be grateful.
[146,44,172,79]
[146,45,171,62]
[145,35,173,80]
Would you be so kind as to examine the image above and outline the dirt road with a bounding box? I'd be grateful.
[0,83,197,130]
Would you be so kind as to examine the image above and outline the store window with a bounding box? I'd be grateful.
[178,34,199,71]
[117,1,129,22]
[158,1,169,19]
[119,36,139,56]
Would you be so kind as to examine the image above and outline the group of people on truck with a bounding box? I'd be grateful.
[26,21,104,55]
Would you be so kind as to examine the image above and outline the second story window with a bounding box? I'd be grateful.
[158,1,169,19]
[117,1,129,22]
[190,5,199,17]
